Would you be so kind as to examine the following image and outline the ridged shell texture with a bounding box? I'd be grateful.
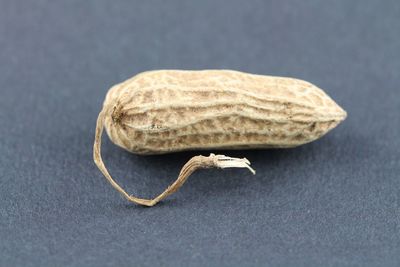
[102,70,346,154]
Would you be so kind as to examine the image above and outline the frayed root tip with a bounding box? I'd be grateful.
[210,153,256,175]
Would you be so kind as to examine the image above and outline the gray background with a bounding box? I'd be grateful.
[1,1,399,266]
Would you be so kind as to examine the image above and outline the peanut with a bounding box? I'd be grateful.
[94,70,346,206]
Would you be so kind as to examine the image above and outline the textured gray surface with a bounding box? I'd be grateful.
[1,1,399,266]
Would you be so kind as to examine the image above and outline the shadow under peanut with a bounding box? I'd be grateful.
[105,130,374,208]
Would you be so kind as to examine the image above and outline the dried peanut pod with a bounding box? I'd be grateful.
[94,70,346,206]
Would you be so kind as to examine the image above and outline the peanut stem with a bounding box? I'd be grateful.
[93,107,255,207]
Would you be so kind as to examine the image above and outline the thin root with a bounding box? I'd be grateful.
[93,107,255,207]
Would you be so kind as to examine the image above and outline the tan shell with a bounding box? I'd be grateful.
[102,70,346,154]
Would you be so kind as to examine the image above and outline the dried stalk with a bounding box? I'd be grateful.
[93,107,255,207]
